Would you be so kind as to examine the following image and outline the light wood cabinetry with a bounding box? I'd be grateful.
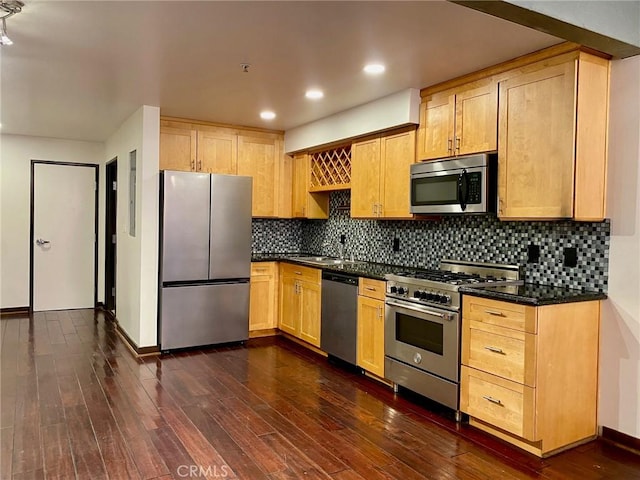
[417,79,497,161]
[351,128,415,219]
[160,125,197,171]
[356,278,386,377]
[292,153,329,219]
[497,52,609,220]
[197,129,237,174]
[460,295,600,457]
[278,263,322,348]
[159,118,291,218]
[237,134,281,217]
[249,262,278,332]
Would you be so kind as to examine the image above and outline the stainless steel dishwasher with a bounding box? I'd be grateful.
[321,271,358,365]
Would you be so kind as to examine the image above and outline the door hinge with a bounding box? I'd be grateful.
[112,181,117,191]
[112,234,116,244]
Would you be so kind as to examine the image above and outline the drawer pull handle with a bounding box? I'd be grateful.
[483,395,503,406]
[365,287,376,291]
[484,346,505,354]
[484,309,505,317]
[294,271,302,275]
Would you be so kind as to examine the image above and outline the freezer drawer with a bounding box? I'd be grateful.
[160,282,249,350]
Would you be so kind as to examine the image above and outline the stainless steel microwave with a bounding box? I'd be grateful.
[410,153,497,215]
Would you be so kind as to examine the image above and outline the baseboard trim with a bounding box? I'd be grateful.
[114,322,160,357]
[249,328,279,338]
[1,306,30,316]
[601,426,640,455]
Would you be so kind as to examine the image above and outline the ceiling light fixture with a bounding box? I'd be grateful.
[260,111,276,120]
[363,63,385,75]
[305,89,324,100]
[0,0,24,47]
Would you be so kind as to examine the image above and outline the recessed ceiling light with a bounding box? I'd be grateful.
[305,89,324,100]
[363,63,385,75]
[260,111,276,120]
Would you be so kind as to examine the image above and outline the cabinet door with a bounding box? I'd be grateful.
[454,82,497,156]
[279,275,299,336]
[292,153,308,217]
[416,93,455,160]
[197,130,237,174]
[498,61,577,219]
[160,126,196,171]
[357,296,385,377]
[299,280,321,347]
[249,264,277,331]
[379,129,415,219]
[350,137,381,218]
[237,135,278,217]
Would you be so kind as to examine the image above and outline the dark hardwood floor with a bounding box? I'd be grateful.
[2,310,639,480]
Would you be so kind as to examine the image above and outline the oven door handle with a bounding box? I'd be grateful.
[385,300,453,320]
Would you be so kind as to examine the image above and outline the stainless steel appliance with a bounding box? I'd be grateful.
[321,271,359,365]
[159,171,252,351]
[384,260,522,416]
[410,153,497,215]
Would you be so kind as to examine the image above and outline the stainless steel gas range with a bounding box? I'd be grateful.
[384,259,522,418]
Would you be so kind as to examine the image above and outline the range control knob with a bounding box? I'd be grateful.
[419,291,428,300]
[427,292,436,301]
[413,290,421,298]
[397,287,406,295]
[443,295,451,304]
[390,286,397,294]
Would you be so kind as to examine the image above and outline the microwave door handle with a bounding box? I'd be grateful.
[458,169,468,211]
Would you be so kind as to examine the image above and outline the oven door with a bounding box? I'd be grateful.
[410,166,486,214]
[384,298,459,382]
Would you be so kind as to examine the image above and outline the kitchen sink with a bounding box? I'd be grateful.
[289,256,365,267]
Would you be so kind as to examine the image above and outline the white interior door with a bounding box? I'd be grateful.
[33,163,96,311]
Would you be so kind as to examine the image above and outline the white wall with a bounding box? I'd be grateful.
[284,88,420,153]
[0,135,105,308]
[104,105,159,348]
[600,56,640,440]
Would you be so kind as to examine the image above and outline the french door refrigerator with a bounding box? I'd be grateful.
[159,171,252,351]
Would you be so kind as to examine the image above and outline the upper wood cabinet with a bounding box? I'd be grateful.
[291,153,329,219]
[197,129,237,174]
[160,125,197,171]
[160,118,291,218]
[237,134,279,217]
[417,80,497,161]
[497,53,609,220]
[351,128,415,219]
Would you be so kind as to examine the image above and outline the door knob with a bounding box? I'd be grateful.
[36,238,51,246]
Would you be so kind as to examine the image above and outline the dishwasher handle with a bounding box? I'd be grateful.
[321,272,359,285]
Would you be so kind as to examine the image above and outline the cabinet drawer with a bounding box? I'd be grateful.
[358,278,386,300]
[463,296,537,333]
[280,262,321,284]
[251,262,276,276]
[461,366,537,441]
[463,323,536,386]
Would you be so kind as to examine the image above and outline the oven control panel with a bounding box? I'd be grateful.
[386,281,458,310]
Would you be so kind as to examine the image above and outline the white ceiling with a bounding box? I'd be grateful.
[0,1,562,143]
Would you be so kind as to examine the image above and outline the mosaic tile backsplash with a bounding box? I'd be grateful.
[253,191,610,292]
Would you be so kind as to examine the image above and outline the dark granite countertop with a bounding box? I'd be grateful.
[251,253,411,281]
[459,283,607,306]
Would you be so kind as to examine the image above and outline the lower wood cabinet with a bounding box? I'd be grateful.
[460,295,600,457]
[278,263,321,347]
[356,278,386,377]
[249,262,278,332]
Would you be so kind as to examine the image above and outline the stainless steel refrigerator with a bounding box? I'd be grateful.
[159,171,252,351]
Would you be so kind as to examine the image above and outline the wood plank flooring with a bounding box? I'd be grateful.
[1,309,639,479]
